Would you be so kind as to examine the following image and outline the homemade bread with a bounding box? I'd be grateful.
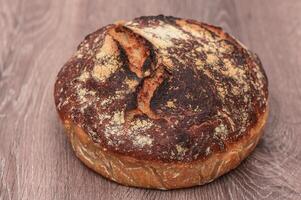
[54,15,268,189]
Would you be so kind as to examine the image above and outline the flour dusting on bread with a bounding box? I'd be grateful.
[54,15,268,162]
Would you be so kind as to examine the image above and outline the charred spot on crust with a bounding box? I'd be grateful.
[175,131,192,147]
[125,88,139,112]
[132,113,151,121]
[115,41,138,78]
[233,52,247,66]
[85,78,102,93]
[151,66,221,120]
[83,106,98,124]
[116,41,129,68]
[150,79,170,112]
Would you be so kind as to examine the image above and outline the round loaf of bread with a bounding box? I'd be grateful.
[54,15,268,190]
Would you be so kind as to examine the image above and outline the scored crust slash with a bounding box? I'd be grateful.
[54,15,268,189]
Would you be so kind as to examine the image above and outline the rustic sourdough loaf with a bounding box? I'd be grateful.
[54,15,268,189]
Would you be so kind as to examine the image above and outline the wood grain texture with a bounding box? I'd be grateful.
[0,0,300,199]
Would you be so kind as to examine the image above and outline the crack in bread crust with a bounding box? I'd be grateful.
[54,15,268,164]
[136,65,168,120]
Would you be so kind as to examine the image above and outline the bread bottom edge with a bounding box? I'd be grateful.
[62,107,268,190]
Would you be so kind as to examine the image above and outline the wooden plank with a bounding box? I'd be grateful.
[0,0,301,199]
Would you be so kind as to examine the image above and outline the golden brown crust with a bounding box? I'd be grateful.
[54,15,268,189]
[64,105,268,190]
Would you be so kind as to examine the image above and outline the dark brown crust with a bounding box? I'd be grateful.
[54,15,268,164]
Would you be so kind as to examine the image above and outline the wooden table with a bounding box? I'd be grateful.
[1,0,301,199]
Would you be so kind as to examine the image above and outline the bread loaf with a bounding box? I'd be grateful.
[54,15,268,189]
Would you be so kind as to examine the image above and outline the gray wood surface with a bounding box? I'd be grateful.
[1,0,301,199]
